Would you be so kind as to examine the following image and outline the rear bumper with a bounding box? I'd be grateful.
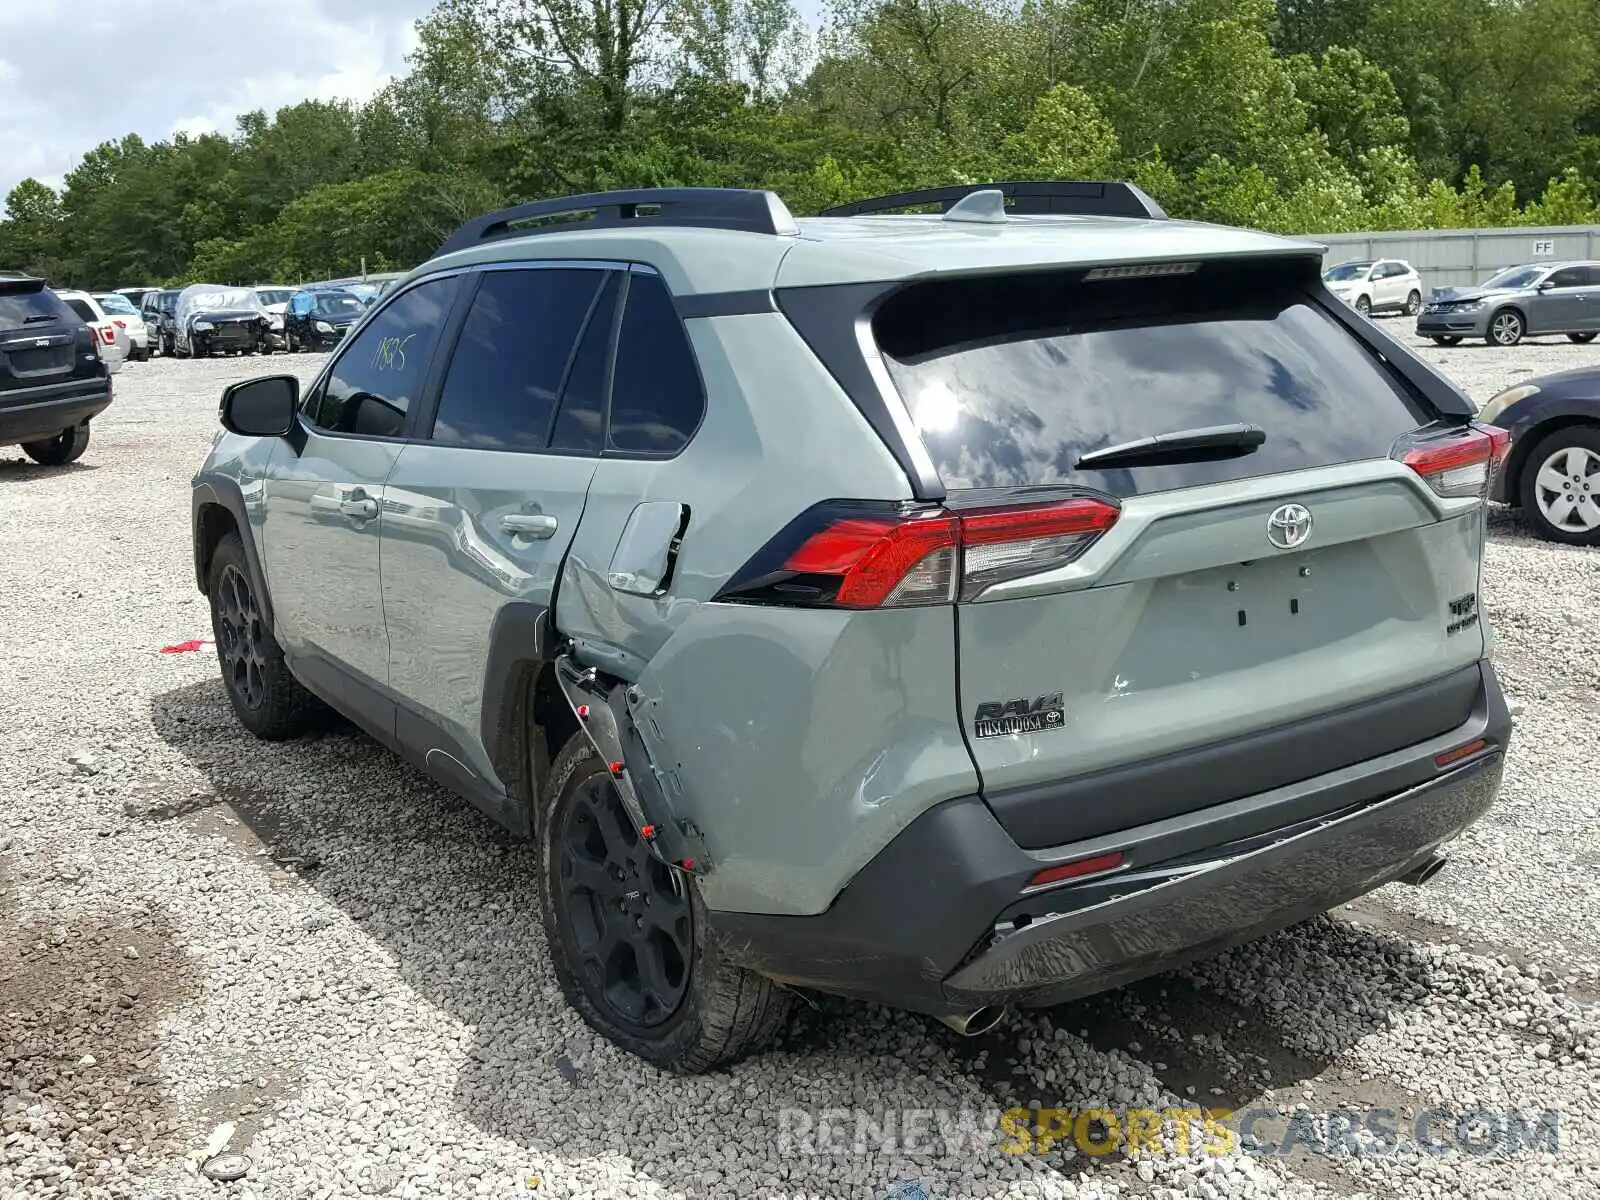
[711,661,1509,1017]
[0,383,112,444]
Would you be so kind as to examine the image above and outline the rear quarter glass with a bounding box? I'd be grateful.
[874,262,1428,498]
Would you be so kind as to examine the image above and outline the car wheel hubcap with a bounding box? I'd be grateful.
[557,776,692,1028]
[1494,314,1520,342]
[1534,446,1600,532]
[216,564,267,710]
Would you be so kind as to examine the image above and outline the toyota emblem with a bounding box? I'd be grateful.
[1266,503,1313,550]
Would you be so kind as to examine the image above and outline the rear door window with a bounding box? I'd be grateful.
[0,285,72,332]
[429,267,605,452]
[63,299,98,323]
[875,263,1425,498]
[1547,267,1588,288]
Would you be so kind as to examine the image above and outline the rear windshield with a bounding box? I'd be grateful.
[0,283,71,332]
[315,294,364,316]
[96,294,138,315]
[874,262,1424,498]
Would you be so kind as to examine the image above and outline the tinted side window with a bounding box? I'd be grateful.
[550,272,620,454]
[308,276,456,438]
[64,299,97,323]
[430,268,603,452]
[1547,267,1587,288]
[607,272,705,456]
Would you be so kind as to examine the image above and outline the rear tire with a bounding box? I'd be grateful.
[1405,290,1422,316]
[1488,309,1524,346]
[21,423,89,466]
[1355,295,1371,317]
[1568,332,1597,344]
[206,533,325,738]
[538,735,792,1073]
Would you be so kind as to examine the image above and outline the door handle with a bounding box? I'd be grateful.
[339,493,378,520]
[501,513,558,539]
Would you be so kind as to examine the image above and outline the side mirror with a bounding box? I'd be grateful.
[221,375,298,438]
[1537,280,1556,291]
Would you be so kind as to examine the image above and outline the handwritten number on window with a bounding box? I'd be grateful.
[373,333,417,373]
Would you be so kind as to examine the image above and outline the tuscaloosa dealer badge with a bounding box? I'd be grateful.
[973,692,1066,739]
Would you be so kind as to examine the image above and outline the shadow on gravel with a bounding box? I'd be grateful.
[151,677,1445,1195]
[0,458,100,482]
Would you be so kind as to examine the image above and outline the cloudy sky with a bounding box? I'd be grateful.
[0,0,434,211]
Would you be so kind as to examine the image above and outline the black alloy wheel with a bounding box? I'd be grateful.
[214,562,267,713]
[552,774,693,1028]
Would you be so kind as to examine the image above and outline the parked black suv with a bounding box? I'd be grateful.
[141,289,181,357]
[282,286,366,351]
[1,274,112,464]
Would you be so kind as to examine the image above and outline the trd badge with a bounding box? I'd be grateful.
[974,692,1066,739]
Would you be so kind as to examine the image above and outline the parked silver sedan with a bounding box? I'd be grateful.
[1417,261,1600,347]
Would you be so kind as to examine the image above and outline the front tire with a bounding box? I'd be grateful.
[206,534,325,738]
[1355,295,1372,317]
[1518,427,1600,547]
[1488,309,1524,346]
[1568,332,1597,344]
[21,423,89,466]
[538,735,792,1073]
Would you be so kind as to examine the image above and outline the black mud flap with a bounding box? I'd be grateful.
[553,654,712,876]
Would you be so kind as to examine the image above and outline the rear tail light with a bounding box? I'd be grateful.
[716,496,1120,609]
[113,319,126,329]
[99,325,116,345]
[1396,424,1508,498]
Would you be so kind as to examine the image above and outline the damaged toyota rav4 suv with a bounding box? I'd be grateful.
[191,181,1512,1072]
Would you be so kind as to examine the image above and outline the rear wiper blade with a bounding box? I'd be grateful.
[21,314,57,324]
[1076,423,1266,470]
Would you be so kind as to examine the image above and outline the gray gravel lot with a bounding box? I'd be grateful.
[2,325,1598,1200]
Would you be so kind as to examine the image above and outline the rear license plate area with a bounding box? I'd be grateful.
[1115,545,1403,687]
[6,346,73,374]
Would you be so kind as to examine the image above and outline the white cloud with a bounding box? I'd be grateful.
[0,0,431,212]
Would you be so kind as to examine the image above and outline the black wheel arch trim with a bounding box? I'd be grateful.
[192,478,274,631]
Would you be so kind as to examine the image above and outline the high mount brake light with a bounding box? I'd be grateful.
[722,497,1121,609]
[1398,424,1508,498]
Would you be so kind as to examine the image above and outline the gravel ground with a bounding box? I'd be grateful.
[2,325,1598,1200]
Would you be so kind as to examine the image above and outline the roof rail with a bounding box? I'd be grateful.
[435,188,800,258]
[818,180,1167,220]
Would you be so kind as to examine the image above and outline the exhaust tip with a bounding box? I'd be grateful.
[937,1006,1008,1037]
[1398,854,1448,887]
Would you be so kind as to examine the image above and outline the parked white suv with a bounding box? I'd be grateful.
[56,290,129,372]
[1322,259,1424,318]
